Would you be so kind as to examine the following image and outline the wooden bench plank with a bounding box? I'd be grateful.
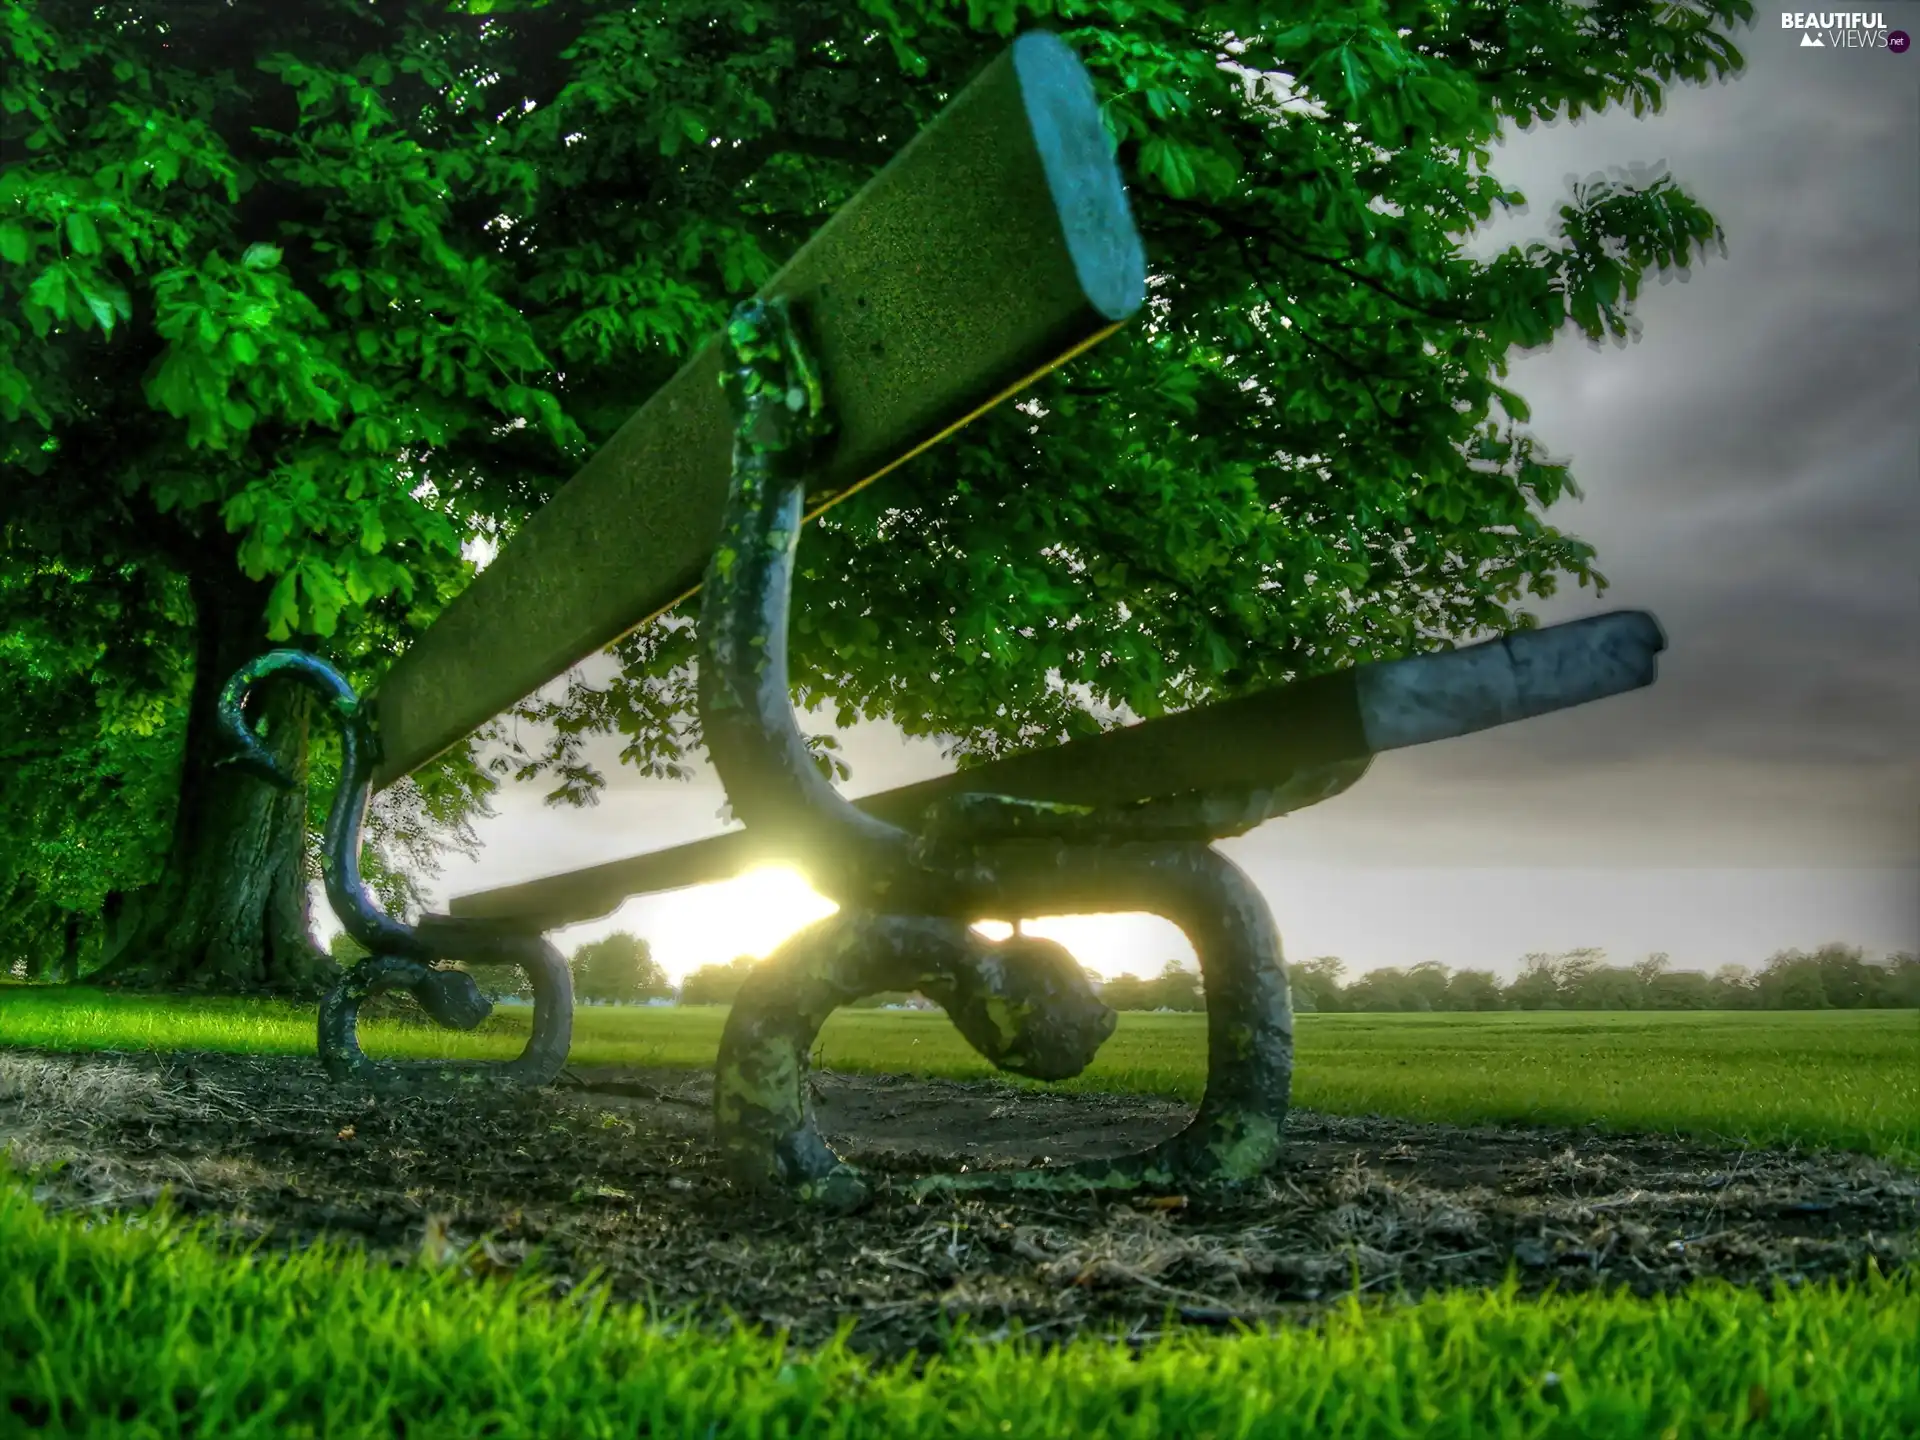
[446,612,1666,929]
[369,33,1146,788]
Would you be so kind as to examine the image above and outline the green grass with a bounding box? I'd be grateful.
[4,988,1918,1433]
[3,1174,1915,1439]
[4,987,1916,1160]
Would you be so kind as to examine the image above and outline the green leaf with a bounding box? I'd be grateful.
[341,557,377,607]
[1139,137,1196,199]
[0,224,27,264]
[883,31,929,76]
[64,213,100,256]
[1338,46,1370,104]
[264,572,300,640]
[241,242,282,271]
[24,265,72,331]
[301,556,350,636]
[79,285,116,333]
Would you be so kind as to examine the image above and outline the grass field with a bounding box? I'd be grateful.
[5,986,1918,1435]
[3,1173,1915,1439]
[3,986,1916,1160]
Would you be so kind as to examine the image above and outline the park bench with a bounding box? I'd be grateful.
[222,33,1666,1207]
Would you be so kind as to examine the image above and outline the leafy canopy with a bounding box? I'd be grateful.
[2,0,1749,869]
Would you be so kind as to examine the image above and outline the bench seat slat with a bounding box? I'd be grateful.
[445,611,1666,929]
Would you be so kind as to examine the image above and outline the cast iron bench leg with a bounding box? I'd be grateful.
[701,296,1301,1207]
[217,651,574,1089]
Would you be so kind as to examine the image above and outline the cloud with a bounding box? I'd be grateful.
[1423,23,1920,836]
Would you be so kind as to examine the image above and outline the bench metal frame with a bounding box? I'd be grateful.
[216,33,1668,1203]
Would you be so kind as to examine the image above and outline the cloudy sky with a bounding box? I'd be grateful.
[381,13,1920,983]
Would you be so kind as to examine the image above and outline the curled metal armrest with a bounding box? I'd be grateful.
[218,651,575,1090]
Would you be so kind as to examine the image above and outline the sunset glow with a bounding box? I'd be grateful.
[548,864,1197,985]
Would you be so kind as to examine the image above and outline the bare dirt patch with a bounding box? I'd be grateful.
[4,1048,1914,1356]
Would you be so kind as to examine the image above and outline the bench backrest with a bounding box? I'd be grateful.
[368,32,1146,790]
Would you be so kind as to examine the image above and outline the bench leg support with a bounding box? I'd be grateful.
[217,651,574,1089]
[712,839,1292,1209]
[703,296,1296,1208]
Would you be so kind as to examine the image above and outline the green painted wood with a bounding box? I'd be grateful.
[369,31,1146,789]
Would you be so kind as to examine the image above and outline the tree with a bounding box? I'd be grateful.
[1743,944,1912,1011]
[326,931,369,965]
[1555,948,1608,993]
[678,955,761,1007]
[1288,955,1346,1013]
[4,0,1751,987]
[1566,965,1646,1011]
[569,931,670,1005]
[1633,952,1671,988]
[1647,968,1714,1010]
[1,560,188,981]
[1882,954,1920,1009]
[1760,964,1828,1010]
[530,0,1748,788]
[1506,954,1563,1011]
[1799,944,1876,1009]
[1710,965,1757,1009]
[1444,968,1505,1012]
[3,0,549,988]
[1405,961,1452,1013]
[1097,972,1155,1011]
[1344,966,1413,1012]
[1145,958,1204,1011]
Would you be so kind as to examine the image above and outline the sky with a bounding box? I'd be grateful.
[358,13,1920,985]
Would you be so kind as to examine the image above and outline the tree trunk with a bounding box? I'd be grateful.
[97,566,336,995]
[54,911,82,983]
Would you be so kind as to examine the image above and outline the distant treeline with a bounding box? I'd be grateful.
[601,944,1920,1014]
[346,933,1913,1014]
[1271,945,1919,1013]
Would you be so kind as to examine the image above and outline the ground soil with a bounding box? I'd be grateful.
[3,1048,1914,1358]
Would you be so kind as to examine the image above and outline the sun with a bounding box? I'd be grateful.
[634,865,839,977]
[569,864,1196,985]
[717,865,842,957]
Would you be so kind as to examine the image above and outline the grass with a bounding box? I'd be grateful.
[4,986,1918,1434]
[2,1173,1916,1439]
[3,987,1916,1160]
